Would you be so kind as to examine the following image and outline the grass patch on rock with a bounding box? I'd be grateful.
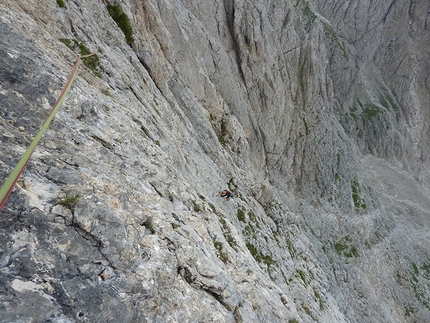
[351,179,367,210]
[57,192,81,213]
[56,0,66,8]
[213,240,229,263]
[107,4,134,45]
[334,235,359,258]
[59,38,101,77]
[237,208,245,222]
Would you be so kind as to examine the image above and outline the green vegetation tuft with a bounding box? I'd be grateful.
[410,262,430,311]
[142,218,155,234]
[214,240,228,263]
[59,38,100,77]
[101,89,111,96]
[334,235,359,258]
[227,178,238,196]
[193,203,201,212]
[285,233,296,258]
[171,223,181,229]
[262,254,275,268]
[323,22,347,58]
[246,243,260,260]
[56,0,66,8]
[78,43,99,71]
[246,243,275,269]
[57,192,81,212]
[302,3,317,23]
[334,242,347,254]
[209,203,216,213]
[314,290,324,310]
[59,38,73,49]
[218,119,228,145]
[405,305,416,317]
[422,263,430,278]
[362,104,381,120]
[243,223,255,237]
[248,210,257,223]
[351,181,360,208]
[346,246,359,258]
[107,5,134,45]
[296,269,307,285]
[351,179,366,210]
[412,263,419,275]
[237,208,245,222]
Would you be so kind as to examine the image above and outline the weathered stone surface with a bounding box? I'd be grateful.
[1,0,430,322]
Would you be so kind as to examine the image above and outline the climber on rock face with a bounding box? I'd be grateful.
[219,190,232,201]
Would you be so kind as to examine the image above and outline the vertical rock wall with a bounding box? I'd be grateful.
[1,0,430,322]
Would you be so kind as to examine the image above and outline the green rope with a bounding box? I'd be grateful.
[0,54,93,210]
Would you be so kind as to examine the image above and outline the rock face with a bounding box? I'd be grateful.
[1,0,430,322]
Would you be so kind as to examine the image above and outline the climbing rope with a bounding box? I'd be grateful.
[0,53,95,211]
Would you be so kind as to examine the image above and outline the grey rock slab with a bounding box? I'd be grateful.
[1,0,430,322]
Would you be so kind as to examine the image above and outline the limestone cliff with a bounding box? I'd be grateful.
[1,0,430,322]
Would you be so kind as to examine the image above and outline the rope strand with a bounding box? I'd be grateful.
[0,55,88,210]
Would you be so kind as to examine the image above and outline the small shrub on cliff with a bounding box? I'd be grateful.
[59,38,100,77]
[57,192,81,212]
[218,119,228,145]
[78,42,100,73]
[213,240,228,263]
[193,202,201,212]
[237,208,245,222]
[142,217,155,234]
[171,223,181,229]
[247,243,261,262]
[302,3,317,23]
[56,0,66,8]
[59,38,73,49]
[107,5,134,45]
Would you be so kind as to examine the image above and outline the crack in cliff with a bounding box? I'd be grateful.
[383,0,396,23]
[177,264,234,312]
[67,213,118,271]
[223,0,246,84]
[136,55,165,96]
